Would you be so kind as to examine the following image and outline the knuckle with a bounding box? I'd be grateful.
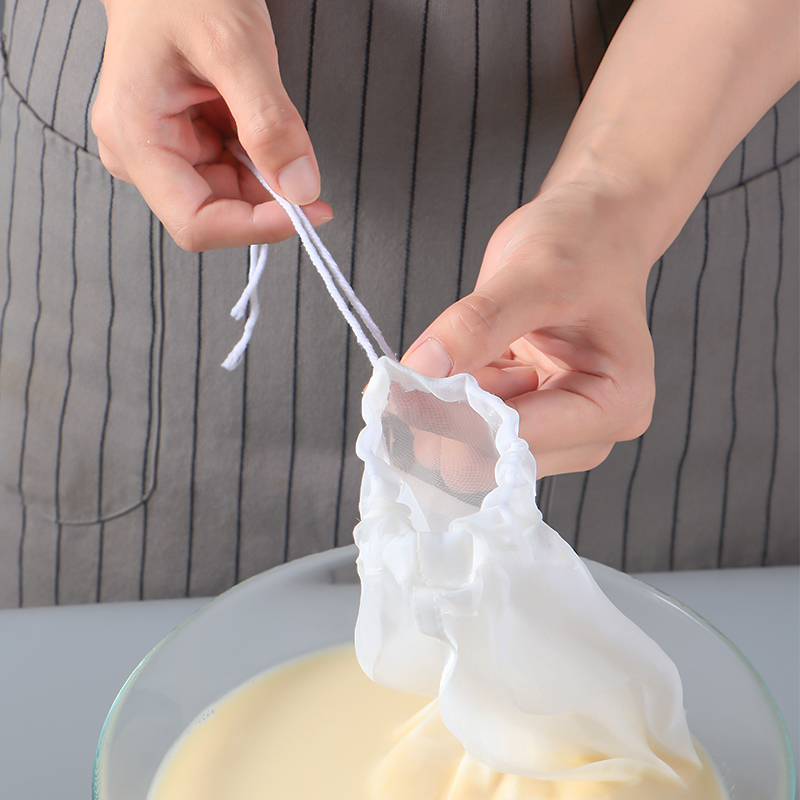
[91,99,111,144]
[246,100,301,149]
[190,15,298,153]
[171,223,202,253]
[196,14,249,64]
[449,295,503,360]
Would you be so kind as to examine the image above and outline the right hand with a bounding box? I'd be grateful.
[402,177,657,479]
[92,0,332,251]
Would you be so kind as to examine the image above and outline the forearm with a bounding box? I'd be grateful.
[541,0,799,269]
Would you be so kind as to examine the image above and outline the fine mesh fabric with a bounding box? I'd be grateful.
[379,377,501,533]
[355,358,699,781]
[223,153,698,782]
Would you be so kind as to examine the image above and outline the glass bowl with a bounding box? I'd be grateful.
[93,545,795,800]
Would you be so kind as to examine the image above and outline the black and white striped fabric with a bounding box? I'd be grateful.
[0,0,797,608]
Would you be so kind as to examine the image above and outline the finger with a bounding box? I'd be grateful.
[130,146,331,250]
[386,384,497,453]
[440,437,497,495]
[190,11,321,205]
[508,370,651,462]
[236,158,277,205]
[201,149,275,205]
[407,424,496,497]
[195,162,266,205]
[534,441,615,478]
[472,364,540,402]
[191,117,226,166]
[401,260,547,378]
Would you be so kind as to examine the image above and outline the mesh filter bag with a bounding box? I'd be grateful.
[225,147,698,784]
[354,357,699,782]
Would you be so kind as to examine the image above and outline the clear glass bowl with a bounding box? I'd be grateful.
[93,546,795,800]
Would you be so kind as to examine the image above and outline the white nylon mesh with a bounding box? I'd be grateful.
[354,358,699,783]
[378,376,501,534]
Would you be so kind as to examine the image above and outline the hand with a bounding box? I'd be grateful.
[401,178,656,478]
[92,0,332,252]
[399,0,797,480]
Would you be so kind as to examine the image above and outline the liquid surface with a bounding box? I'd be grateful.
[147,645,729,800]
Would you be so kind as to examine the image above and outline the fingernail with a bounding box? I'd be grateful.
[403,338,452,378]
[276,156,320,205]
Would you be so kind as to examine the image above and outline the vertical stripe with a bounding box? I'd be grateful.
[140,211,157,509]
[717,186,749,567]
[647,259,664,329]
[621,257,663,569]
[50,0,82,125]
[0,97,22,605]
[669,198,710,568]
[138,212,157,598]
[543,475,556,523]
[185,253,203,594]
[398,0,430,354]
[773,104,780,167]
[6,0,21,58]
[234,251,249,582]
[334,0,375,548]
[738,138,747,185]
[17,128,47,607]
[186,251,203,595]
[54,145,79,604]
[763,114,784,566]
[595,0,608,46]
[0,98,20,366]
[334,342,351,545]
[517,0,532,207]
[23,0,50,99]
[538,475,556,525]
[284,258,302,562]
[95,175,116,601]
[568,0,584,99]
[455,0,480,301]
[83,56,102,151]
[284,0,318,563]
[140,222,165,599]
[138,505,148,600]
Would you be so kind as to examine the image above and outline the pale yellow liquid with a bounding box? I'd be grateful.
[147,645,729,800]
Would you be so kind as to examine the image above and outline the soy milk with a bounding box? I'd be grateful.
[147,646,729,800]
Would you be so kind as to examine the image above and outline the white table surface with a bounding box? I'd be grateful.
[0,564,797,800]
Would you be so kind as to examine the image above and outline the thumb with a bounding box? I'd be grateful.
[197,9,320,205]
[401,263,540,378]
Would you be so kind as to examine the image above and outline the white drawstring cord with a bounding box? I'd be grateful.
[222,243,268,370]
[222,141,396,370]
[293,205,395,361]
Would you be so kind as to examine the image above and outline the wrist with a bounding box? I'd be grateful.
[532,165,663,289]
[539,0,798,271]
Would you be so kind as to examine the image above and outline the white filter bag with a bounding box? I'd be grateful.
[354,357,699,782]
[220,150,699,785]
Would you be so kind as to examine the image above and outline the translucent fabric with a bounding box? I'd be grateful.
[368,701,726,800]
[224,148,699,784]
[354,357,699,782]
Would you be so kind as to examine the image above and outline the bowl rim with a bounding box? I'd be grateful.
[92,545,796,800]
